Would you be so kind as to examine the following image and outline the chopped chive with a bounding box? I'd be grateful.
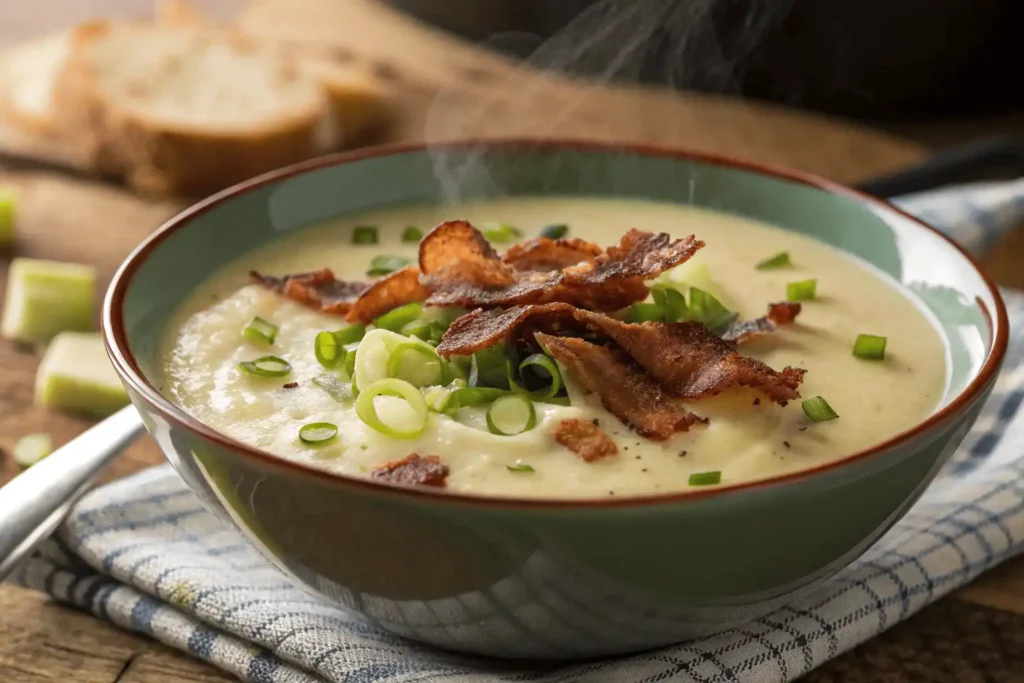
[373,302,423,333]
[688,471,722,486]
[486,394,537,435]
[506,463,535,473]
[444,387,510,414]
[853,334,887,360]
[401,226,423,243]
[13,433,52,467]
[239,355,291,378]
[243,316,278,346]
[351,226,378,244]
[366,254,413,276]
[482,223,522,243]
[688,287,738,334]
[334,324,366,346]
[468,345,511,389]
[755,252,791,270]
[629,302,666,323]
[663,288,690,323]
[299,422,338,445]
[802,396,839,422]
[540,224,569,239]
[354,378,429,439]
[787,279,817,301]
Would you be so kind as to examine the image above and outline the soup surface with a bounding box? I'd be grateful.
[161,197,948,498]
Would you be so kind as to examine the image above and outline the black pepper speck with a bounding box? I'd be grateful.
[679,450,688,457]
[592,418,600,426]
[635,455,642,460]
[641,468,648,473]
[783,441,791,448]
[798,427,807,432]
[608,490,615,496]
[283,382,299,389]
[753,398,761,406]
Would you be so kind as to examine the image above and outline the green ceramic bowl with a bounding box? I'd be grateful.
[103,140,1008,660]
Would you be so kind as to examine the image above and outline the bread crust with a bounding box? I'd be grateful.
[53,22,328,196]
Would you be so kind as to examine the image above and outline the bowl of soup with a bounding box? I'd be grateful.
[103,140,1007,660]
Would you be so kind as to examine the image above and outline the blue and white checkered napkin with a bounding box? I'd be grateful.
[11,179,1024,683]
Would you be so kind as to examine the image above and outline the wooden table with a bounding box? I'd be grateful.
[1,1,1024,681]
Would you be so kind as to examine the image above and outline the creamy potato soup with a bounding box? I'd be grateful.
[161,197,948,498]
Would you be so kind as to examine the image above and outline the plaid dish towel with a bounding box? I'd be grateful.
[10,178,1024,683]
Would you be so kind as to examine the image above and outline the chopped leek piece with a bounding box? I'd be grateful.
[366,254,412,276]
[663,288,689,322]
[482,223,522,243]
[386,342,444,387]
[314,330,342,368]
[422,385,453,412]
[506,462,535,473]
[444,387,509,414]
[468,345,510,389]
[688,287,738,333]
[540,224,568,239]
[335,324,366,346]
[400,319,433,340]
[787,279,817,301]
[510,353,562,400]
[628,303,665,323]
[354,328,434,391]
[0,188,15,244]
[374,302,423,333]
[755,252,791,270]
[13,433,52,467]
[688,471,722,486]
[313,373,354,402]
[853,334,887,360]
[344,344,359,378]
[401,226,423,243]
[351,225,378,244]
[486,395,537,435]
[243,316,278,346]
[299,422,338,445]
[239,356,291,378]
[35,332,129,417]
[354,378,429,439]
[1,258,95,343]
[802,396,839,422]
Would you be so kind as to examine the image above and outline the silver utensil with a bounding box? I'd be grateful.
[0,406,145,580]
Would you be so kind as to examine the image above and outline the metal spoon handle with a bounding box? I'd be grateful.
[0,405,145,580]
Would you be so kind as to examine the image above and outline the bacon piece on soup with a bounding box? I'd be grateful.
[419,220,517,289]
[536,333,706,441]
[251,269,367,315]
[572,311,805,406]
[436,303,583,357]
[371,453,449,487]
[503,237,604,272]
[552,419,619,462]
[344,266,431,324]
[721,302,802,343]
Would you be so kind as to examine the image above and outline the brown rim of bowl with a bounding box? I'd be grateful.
[102,138,1010,509]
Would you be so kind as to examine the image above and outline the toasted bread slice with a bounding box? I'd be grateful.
[0,29,73,135]
[53,22,330,196]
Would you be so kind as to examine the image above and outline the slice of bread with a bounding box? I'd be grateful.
[0,29,73,135]
[53,21,331,195]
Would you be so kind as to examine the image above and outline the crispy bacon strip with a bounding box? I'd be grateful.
[344,266,431,324]
[436,303,582,357]
[251,269,367,315]
[552,419,619,462]
[371,453,449,487]
[420,222,703,311]
[573,311,805,406]
[536,333,706,441]
[503,237,603,272]
[722,302,803,343]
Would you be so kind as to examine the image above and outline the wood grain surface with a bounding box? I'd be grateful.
[0,1,1022,682]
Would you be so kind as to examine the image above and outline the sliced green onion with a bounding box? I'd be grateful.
[468,346,510,389]
[366,254,413,276]
[540,224,568,239]
[336,324,366,345]
[650,287,667,306]
[663,288,689,322]
[482,223,522,243]
[243,316,278,345]
[400,319,436,341]
[688,287,738,333]
[13,433,52,467]
[755,252,791,270]
[373,302,423,333]
[354,378,429,439]
[688,471,722,486]
[351,225,378,244]
[853,334,887,360]
[401,226,423,243]
[422,385,453,412]
[387,342,444,387]
[239,355,291,378]
[314,330,342,368]
[344,343,359,377]
[511,353,562,400]
[0,188,15,245]
[486,394,537,435]
[629,303,666,323]
[506,462,535,473]
[787,279,817,301]
[444,387,510,414]
[299,422,338,445]
[313,373,354,402]
[802,396,839,422]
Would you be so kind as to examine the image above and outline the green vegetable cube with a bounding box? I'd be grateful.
[2,258,96,343]
[0,188,15,245]
[35,332,129,417]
